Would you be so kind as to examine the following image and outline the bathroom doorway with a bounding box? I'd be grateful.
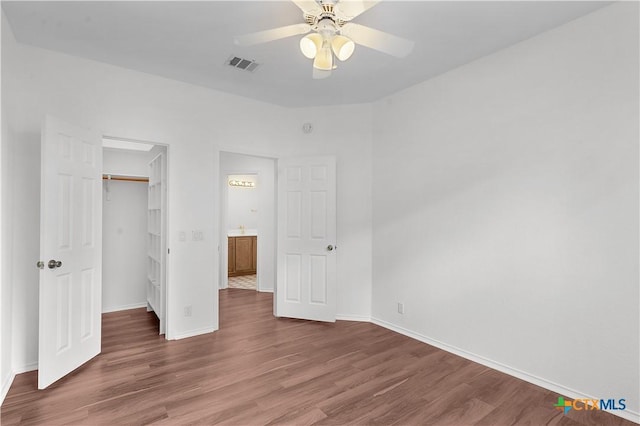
[227,174,258,291]
[219,152,276,295]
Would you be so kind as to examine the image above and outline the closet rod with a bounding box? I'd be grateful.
[102,174,149,183]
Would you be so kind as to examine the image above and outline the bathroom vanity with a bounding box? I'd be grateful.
[228,230,257,277]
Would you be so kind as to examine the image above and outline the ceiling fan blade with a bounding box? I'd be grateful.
[234,23,311,46]
[335,0,380,20]
[312,67,332,80]
[291,0,322,15]
[341,23,414,58]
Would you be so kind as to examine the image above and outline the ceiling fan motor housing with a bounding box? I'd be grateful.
[317,18,337,38]
[304,0,348,32]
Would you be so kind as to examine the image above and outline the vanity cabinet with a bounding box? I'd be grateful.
[228,236,257,276]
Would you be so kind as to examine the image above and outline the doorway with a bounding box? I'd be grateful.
[219,152,276,307]
[226,174,258,291]
[217,152,338,325]
[102,139,168,336]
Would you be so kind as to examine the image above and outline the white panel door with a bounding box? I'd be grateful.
[38,115,102,389]
[276,157,336,322]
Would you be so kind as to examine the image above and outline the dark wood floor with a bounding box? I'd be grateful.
[1,289,633,425]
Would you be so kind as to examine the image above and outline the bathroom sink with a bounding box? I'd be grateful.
[227,229,258,237]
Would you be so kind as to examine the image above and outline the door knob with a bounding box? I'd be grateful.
[36,261,45,269]
[48,259,62,269]
[327,245,334,251]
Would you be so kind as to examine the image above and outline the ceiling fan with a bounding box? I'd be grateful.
[234,0,415,79]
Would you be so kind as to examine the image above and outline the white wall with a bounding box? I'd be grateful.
[371,2,639,419]
[102,179,148,313]
[0,73,7,403]
[103,147,154,177]
[220,154,276,293]
[0,15,14,399]
[102,148,153,312]
[227,174,259,231]
[8,124,40,375]
[2,15,373,370]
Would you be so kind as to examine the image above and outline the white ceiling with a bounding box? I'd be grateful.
[2,1,610,108]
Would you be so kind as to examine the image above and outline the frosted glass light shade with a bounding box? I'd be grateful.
[300,34,323,59]
[331,35,355,61]
[313,45,333,71]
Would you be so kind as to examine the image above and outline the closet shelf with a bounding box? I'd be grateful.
[147,151,166,334]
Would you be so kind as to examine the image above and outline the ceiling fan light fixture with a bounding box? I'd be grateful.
[313,45,333,71]
[300,33,323,59]
[331,35,355,61]
[235,0,415,79]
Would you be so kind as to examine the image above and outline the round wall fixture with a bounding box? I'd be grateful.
[302,123,313,134]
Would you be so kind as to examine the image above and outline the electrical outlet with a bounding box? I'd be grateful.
[397,302,405,314]
[192,230,204,241]
[178,231,186,242]
[184,305,192,317]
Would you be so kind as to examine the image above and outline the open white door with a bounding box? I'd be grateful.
[38,115,102,389]
[276,156,336,322]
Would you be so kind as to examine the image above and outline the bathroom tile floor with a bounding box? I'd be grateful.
[228,274,257,290]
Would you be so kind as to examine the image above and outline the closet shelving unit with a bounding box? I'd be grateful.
[147,152,166,335]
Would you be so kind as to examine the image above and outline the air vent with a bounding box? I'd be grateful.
[227,56,260,72]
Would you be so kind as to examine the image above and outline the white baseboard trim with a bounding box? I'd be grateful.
[1,371,15,405]
[371,317,639,425]
[336,314,371,322]
[258,288,274,293]
[171,326,217,340]
[102,302,148,314]
[14,361,37,374]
